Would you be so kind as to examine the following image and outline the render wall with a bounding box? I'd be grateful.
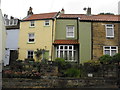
[79,22,91,63]
[18,20,54,61]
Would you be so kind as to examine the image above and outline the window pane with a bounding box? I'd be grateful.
[60,46,63,49]
[29,33,34,42]
[106,24,113,27]
[57,51,58,57]
[105,47,110,49]
[111,47,116,49]
[111,50,117,56]
[69,46,72,49]
[69,51,72,60]
[64,51,67,60]
[68,32,73,36]
[65,46,67,49]
[45,20,49,26]
[66,25,74,37]
[107,28,113,36]
[60,51,63,58]
[28,51,33,58]
[105,50,110,55]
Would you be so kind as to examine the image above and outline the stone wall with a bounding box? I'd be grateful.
[92,22,119,60]
[2,77,117,88]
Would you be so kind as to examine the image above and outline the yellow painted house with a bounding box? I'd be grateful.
[18,8,59,61]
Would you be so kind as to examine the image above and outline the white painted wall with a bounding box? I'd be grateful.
[4,29,19,66]
[0,9,6,70]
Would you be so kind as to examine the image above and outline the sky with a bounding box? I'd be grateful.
[1,0,120,19]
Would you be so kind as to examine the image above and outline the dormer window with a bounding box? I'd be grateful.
[30,21,35,27]
[44,20,50,26]
[105,24,114,38]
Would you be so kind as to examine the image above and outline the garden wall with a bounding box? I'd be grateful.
[3,77,117,88]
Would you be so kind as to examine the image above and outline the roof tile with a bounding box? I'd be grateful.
[53,40,79,45]
[59,14,120,21]
[23,12,58,21]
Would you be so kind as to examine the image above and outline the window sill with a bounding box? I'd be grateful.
[27,42,35,44]
[29,26,35,28]
[44,25,50,27]
[106,37,114,39]
[66,37,75,38]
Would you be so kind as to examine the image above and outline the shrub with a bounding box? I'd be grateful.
[64,68,80,77]
[99,55,112,64]
[25,58,35,63]
[84,60,101,73]
[112,53,120,63]
[55,58,66,68]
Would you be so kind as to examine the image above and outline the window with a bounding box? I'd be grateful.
[103,46,118,56]
[105,24,114,38]
[30,21,35,27]
[44,20,50,26]
[28,33,34,42]
[27,50,34,58]
[56,45,76,62]
[66,25,74,38]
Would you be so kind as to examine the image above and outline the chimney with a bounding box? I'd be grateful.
[27,7,33,16]
[10,16,14,19]
[87,7,91,16]
[83,7,91,16]
[61,8,65,14]
[4,14,8,19]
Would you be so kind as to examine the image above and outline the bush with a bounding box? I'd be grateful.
[84,60,101,73]
[64,68,80,77]
[25,58,35,63]
[99,55,112,64]
[112,53,120,63]
[55,58,66,69]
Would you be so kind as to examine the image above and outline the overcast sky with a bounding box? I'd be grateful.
[1,0,120,19]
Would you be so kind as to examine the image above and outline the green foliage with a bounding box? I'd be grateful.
[64,68,80,77]
[34,49,44,61]
[84,60,100,65]
[112,53,120,63]
[84,60,101,74]
[25,58,35,63]
[99,55,112,64]
[55,58,66,67]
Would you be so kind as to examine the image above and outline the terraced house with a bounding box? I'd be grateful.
[18,7,59,61]
[18,7,120,63]
[54,12,91,64]
[54,9,120,63]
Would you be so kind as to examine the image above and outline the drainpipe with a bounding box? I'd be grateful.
[51,17,56,61]
[77,17,80,64]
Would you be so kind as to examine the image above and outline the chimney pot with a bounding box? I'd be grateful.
[27,7,33,16]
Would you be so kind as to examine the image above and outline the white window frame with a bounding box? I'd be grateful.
[105,24,114,38]
[30,21,35,27]
[27,50,34,59]
[56,45,76,62]
[66,25,74,38]
[44,20,50,26]
[28,33,35,43]
[103,46,118,56]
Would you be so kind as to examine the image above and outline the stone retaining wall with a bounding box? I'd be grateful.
[2,77,117,88]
